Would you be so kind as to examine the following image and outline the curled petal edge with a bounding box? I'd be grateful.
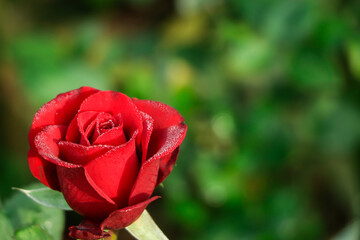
[35,125,80,168]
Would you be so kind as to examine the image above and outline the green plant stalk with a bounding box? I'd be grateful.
[125,210,168,240]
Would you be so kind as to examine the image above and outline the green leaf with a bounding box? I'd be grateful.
[0,212,13,240]
[4,183,65,240]
[12,186,72,211]
[14,225,53,240]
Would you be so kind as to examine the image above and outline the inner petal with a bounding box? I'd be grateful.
[66,111,98,145]
[77,112,99,146]
[92,114,127,146]
[82,112,118,145]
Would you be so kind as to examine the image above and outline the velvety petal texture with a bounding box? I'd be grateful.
[28,87,187,240]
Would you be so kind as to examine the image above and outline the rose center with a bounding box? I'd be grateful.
[99,119,116,134]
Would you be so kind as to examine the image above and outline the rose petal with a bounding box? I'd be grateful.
[57,166,117,221]
[30,124,79,190]
[150,125,187,185]
[69,220,110,240]
[66,116,81,144]
[35,125,80,168]
[93,126,127,146]
[139,112,154,163]
[28,149,60,190]
[155,124,187,185]
[29,87,98,148]
[88,112,117,144]
[133,99,184,129]
[128,124,187,204]
[133,100,187,182]
[157,147,180,184]
[147,124,186,161]
[59,142,113,165]
[79,111,101,146]
[85,131,140,208]
[66,111,99,145]
[128,155,160,205]
[79,91,143,146]
[133,100,186,157]
[101,196,160,230]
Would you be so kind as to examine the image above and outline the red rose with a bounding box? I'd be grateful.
[27,87,187,239]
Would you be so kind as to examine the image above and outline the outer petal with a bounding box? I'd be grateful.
[85,131,140,208]
[30,125,79,190]
[57,166,118,222]
[35,125,80,168]
[28,149,60,190]
[29,86,98,147]
[101,196,160,230]
[157,147,180,184]
[128,155,160,205]
[128,124,186,204]
[133,100,187,183]
[133,99,184,129]
[79,91,143,146]
[154,124,186,185]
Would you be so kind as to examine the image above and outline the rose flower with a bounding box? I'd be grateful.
[27,87,187,239]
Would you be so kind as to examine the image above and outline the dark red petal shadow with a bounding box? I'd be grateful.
[69,220,110,240]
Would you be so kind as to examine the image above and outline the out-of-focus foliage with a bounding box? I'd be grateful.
[1,0,360,239]
[0,184,64,240]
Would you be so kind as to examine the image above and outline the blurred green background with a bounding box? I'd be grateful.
[1,0,360,239]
